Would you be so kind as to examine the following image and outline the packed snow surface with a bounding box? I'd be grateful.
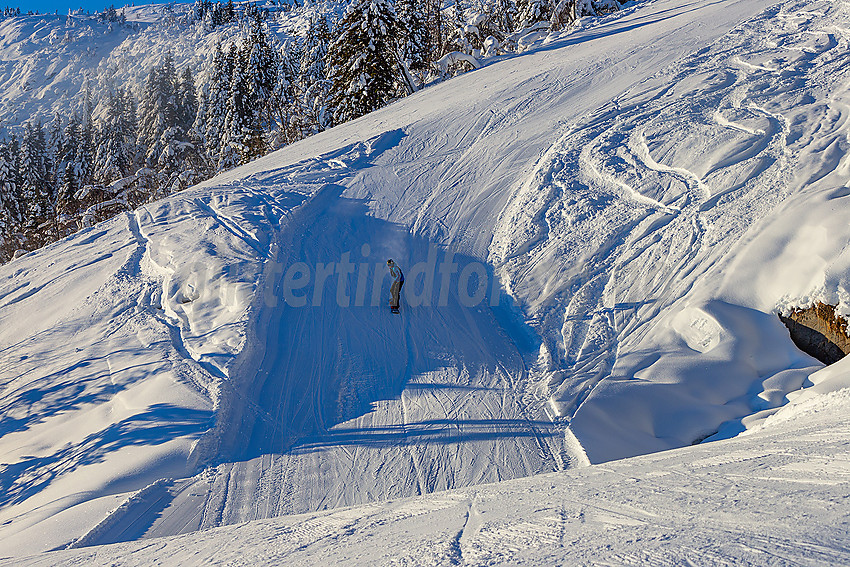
[2,0,850,561]
[11,386,850,565]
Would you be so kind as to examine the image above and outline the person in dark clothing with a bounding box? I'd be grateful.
[387,259,404,312]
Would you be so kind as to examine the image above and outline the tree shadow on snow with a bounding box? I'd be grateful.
[0,404,212,509]
[0,343,175,439]
[291,418,558,453]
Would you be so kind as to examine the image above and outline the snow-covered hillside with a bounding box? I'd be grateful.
[0,1,340,138]
[2,0,850,561]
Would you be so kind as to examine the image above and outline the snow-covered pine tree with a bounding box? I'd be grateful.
[218,43,247,171]
[52,106,97,235]
[156,64,201,191]
[423,0,445,59]
[517,0,550,29]
[195,41,232,167]
[134,73,161,198]
[575,0,594,19]
[328,0,401,124]
[492,0,518,35]
[210,1,223,27]
[218,18,279,169]
[194,0,212,22]
[95,88,137,184]
[7,136,22,206]
[192,85,211,167]
[47,113,62,187]
[242,14,278,159]
[19,121,53,245]
[396,0,430,86]
[80,108,96,191]
[295,17,331,137]
[169,65,207,185]
[0,140,22,261]
[299,16,330,93]
[198,0,236,27]
[273,40,300,144]
[119,88,139,173]
[443,0,472,55]
[453,0,467,38]
[137,55,176,169]
[177,67,198,136]
[137,54,199,194]
[95,116,120,185]
[57,113,83,223]
[178,68,212,181]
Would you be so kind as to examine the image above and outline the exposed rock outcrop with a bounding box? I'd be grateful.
[779,302,850,365]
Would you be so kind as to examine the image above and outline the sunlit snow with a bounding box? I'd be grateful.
[1,0,850,563]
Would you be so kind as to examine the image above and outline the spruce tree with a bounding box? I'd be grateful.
[118,88,139,173]
[19,121,52,242]
[493,0,518,34]
[47,113,62,188]
[242,15,277,159]
[177,67,198,135]
[195,41,232,167]
[80,112,96,190]
[175,67,209,181]
[137,62,165,166]
[296,16,330,135]
[295,20,331,136]
[218,21,279,168]
[328,0,400,124]
[517,0,550,29]
[192,84,212,169]
[7,136,22,208]
[449,0,467,47]
[137,54,201,194]
[299,16,330,93]
[57,113,83,221]
[137,54,179,168]
[218,42,246,171]
[396,0,430,88]
[0,140,22,260]
[275,40,300,143]
[96,88,137,184]
[424,0,444,58]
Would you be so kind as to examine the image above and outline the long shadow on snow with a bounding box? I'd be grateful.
[521,0,733,58]
[0,404,212,508]
[292,418,558,453]
[0,342,176,438]
[230,185,541,460]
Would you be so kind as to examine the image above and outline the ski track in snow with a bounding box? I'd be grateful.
[491,0,850,460]
[138,132,563,536]
[3,0,850,559]
[145,0,850,542]
[13,390,850,566]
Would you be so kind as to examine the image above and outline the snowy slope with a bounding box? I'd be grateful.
[11,381,850,565]
[2,0,850,560]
